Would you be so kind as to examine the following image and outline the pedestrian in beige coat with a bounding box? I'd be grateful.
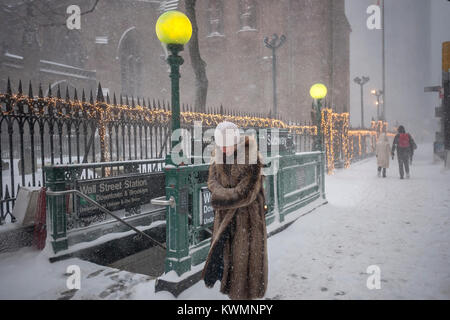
[376,133,390,178]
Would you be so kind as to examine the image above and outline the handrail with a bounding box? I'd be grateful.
[46,189,167,251]
[151,196,175,208]
[45,158,166,169]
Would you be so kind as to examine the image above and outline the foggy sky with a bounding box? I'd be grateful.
[345,0,450,142]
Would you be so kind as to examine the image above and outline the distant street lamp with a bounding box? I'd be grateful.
[353,76,370,128]
[156,10,192,165]
[310,83,328,151]
[264,33,286,118]
[371,89,383,121]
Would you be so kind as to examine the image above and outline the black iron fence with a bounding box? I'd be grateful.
[1,79,386,226]
[0,80,317,225]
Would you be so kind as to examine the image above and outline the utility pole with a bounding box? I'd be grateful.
[264,34,286,118]
[354,76,370,128]
[381,0,386,121]
[424,42,450,169]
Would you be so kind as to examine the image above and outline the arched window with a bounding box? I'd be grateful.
[207,0,224,36]
[119,29,142,98]
[239,0,256,31]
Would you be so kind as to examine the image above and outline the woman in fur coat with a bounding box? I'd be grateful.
[202,121,268,300]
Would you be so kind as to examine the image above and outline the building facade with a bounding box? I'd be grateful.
[0,0,350,122]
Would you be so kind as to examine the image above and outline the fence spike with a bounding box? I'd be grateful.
[120,94,123,105]
[57,84,61,99]
[157,99,161,109]
[113,93,117,106]
[48,84,52,98]
[125,95,129,106]
[18,79,23,96]
[28,81,33,98]
[96,83,104,102]
[65,86,70,101]
[6,77,12,95]
[142,98,146,108]
[106,92,110,104]
[4,185,10,199]
[73,88,78,101]
[149,98,153,109]
[89,89,94,104]
[38,84,43,98]
[81,89,86,102]
[131,96,135,108]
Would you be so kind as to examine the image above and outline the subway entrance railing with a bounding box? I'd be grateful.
[43,129,327,283]
[150,129,327,280]
[44,158,166,253]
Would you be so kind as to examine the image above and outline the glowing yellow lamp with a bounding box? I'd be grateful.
[155,10,192,45]
[310,83,327,100]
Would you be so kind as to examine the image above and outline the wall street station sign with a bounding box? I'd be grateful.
[76,173,164,217]
[200,187,214,226]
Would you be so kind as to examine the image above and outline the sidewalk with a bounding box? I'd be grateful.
[0,144,448,299]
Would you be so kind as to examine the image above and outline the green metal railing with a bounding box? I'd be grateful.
[44,130,326,278]
[46,189,166,251]
[44,158,166,253]
[151,132,326,276]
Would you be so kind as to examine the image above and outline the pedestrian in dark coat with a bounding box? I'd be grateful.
[391,125,416,179]
[202,121,268,300]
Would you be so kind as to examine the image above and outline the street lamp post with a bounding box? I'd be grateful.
[371,89,383,121]
[156,10,192,166]
[310,83,328,152]
[264,33,286,118]
[353,76,370,128]
[310,83,327,199]
[155,10,192,276]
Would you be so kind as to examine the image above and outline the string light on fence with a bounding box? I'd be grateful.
[1,92,395,175]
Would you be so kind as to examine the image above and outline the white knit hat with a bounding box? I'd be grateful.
[214,121,240,147]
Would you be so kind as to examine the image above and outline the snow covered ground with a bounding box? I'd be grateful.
[0,144,448,300]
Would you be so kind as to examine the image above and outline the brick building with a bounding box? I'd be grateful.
[0,0,350,122]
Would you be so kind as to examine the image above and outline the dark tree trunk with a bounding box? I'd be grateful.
[185,0,208,113]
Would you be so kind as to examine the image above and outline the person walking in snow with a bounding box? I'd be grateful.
[202,121,268,300]
[391,125,416,179]
[376,132,391,178]
[409,136,418,165]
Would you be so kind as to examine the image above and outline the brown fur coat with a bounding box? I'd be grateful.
[202,135,268,300]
